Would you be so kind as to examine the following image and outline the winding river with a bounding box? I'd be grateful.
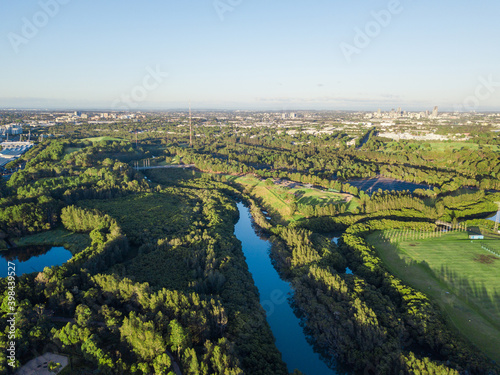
[234,203,337,375]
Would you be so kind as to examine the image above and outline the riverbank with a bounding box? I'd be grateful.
[234,202,337,375]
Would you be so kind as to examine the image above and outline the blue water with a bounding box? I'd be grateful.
[347,177,430,194]
[0,246,72,277]
[235,203,336,375]
[487,212,500,222]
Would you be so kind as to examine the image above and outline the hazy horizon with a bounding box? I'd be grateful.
[2,0,499,111]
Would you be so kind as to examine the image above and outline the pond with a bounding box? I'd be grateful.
[487,211,500,222]
[347,177,431,194]
[0,245,72,277]
[235,203,338,375]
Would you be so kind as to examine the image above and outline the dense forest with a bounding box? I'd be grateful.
[1,120,499,375]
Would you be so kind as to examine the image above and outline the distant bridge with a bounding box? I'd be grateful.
[134,164,195,171]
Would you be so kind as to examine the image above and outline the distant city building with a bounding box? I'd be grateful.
[0,124,22,136]
[0,141,33,167]
[432,106,439,118]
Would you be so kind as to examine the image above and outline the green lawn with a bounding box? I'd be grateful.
[63,147,82,155]
[368,230,500,362]
[82,136,124,142]
[384,141,500,153]
[295,188,344,205]
[12,229,91,255]
[232,175,356,222]
[426,142,500,152]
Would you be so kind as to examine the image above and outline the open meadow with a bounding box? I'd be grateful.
[368,230,500,362]
[231,175,357,222]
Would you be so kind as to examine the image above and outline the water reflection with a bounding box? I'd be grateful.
[0,246,72,277]
[235,203,337,375]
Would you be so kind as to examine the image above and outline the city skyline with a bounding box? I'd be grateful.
[1,0,500,111]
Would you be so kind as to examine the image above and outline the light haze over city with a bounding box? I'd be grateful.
[1,0,499,111]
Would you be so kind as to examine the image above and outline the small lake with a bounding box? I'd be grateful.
[0,245,72,277]
[347,177,430,193]
[235,203,337,375]
[487,212,500,222]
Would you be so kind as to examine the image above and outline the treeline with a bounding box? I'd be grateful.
[264,219,498,374]
[0,148,289,375]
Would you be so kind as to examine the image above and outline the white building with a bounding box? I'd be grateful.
[0,141,33,167]
[0,124,23,135]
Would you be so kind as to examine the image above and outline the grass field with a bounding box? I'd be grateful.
[231,175,356,222]
[384,141,500,153]
[368,230,500,362]
[12,229,91,255]
[63,147,82,155]
[82,136,124,142]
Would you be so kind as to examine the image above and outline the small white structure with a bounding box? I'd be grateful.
[469,235,484,240]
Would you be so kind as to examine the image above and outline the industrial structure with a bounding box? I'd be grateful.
[0,141,33,167]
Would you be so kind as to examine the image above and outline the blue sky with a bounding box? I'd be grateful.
[0,0,499,111]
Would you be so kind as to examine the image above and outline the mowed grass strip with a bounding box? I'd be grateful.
[82,136,124,142]
[12,229,91,255]
[233,175,355,222]
[368,231,500,362]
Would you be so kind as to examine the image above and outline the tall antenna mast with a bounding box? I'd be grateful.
[189,102,193,147]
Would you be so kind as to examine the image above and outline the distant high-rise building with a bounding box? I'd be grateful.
[432,106,439,118]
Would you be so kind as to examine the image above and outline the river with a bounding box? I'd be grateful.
[0,245,72,277]
[234,203,337,375]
